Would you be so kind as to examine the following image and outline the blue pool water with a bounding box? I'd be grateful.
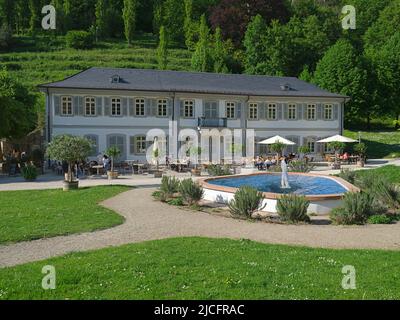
[208,174,347,195]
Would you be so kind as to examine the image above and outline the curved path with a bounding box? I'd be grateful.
[1,188,400,268]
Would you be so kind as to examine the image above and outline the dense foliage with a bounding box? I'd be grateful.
[276,194,310,223]
[228,186,265,218]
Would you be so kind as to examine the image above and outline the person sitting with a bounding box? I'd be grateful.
[255,156,264,170]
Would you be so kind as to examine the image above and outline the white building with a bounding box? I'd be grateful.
[39,67,349,162]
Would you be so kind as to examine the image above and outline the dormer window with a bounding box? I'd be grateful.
[110,75,120,83]
[280,83,291,91]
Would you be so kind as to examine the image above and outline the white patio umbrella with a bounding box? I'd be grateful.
[258,135,296,145]
[316,135,357,143]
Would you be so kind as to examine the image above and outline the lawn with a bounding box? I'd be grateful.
[0,237,399,300]
[354,165,400,185]
[344,129,400,159]
[0,185,130,245]
[2,34,192,90]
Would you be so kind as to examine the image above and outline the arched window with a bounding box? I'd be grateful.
[84,135,99,156]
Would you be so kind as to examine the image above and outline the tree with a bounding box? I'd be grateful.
[213,27,229,73]
[209,0,290,45]
[243,15,267,74]
[313,39,370,126]
[0,0,15,28]
[46,135,92,183]
[95,0,108,39]
[123,0,137,45]
[191,15,213,72]
[0,69,36,139]
[153,0,185,43]
[183,0,198,50]
[28,0,41,33]
[157,25,168,70]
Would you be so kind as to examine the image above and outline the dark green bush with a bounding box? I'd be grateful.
[207,164,232,176]
[276,194,310,223]
[21,164,38,181]
[178,179,204,205]
[160,176,180,199]
[228,186,265,218]
[338,169,356,184]
[289,160,315,173]
[167,197,184,206]
[367,215,393,225]
[330,192,373,225]
[372,179,400,211]
[66,31,94,49]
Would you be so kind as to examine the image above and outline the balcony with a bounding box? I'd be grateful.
[198,117,227,128]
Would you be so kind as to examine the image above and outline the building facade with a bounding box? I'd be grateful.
[39,68,348,163]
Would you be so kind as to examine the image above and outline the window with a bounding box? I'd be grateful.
[248,103,258,120]
[288,104,297,120]
[85,97,96,116]
[85,135,98,156]
[226,102,236,119]
[307,104,316,120]
[131,136,146,154]
[184,100,194,118]
[111,98,122,116]
[324,104,333,120]
[324,143,332,153]
[135,98,145,116]
[306,139,316,153]
[108,135,125,159]
[158,99,168,117]
[268,103,277,120]
[61,96,73,115]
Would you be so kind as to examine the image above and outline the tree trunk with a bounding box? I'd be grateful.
[68,163,72,182]
[366,115,371,130]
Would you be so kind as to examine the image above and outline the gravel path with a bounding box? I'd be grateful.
[1,187,400,268]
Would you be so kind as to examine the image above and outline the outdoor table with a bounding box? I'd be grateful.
[92,165,103,176]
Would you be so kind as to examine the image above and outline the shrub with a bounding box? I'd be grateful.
[354,143,367,160]
[152,190,167,202]
[367,215,393,225]
[21,164,38,181]
[66,31,94,49]
[330,192,374,225]
[228,186,265,218]
[372,179,400,211]
[289,160,315,173]
[160,176,180,199]
[179,179,204,205]
[167,197,184,206]
[276,194,310,223]
[338,169,356,184]
[207,164,231,176]
[0,23,12,50]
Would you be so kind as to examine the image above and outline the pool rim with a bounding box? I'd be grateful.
[199,172,360,201]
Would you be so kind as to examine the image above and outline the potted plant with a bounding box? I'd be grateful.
[328,141,346,169]
[298,145,310,160]
[106,145,121,180]
[270,142,286,160]
[354,142,367,167]
[153,148,163,178]
[189,146,202,176]
[21,163,38,181]
[46,135,92,191]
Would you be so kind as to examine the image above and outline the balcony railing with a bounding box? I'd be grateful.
[198,117,227,128]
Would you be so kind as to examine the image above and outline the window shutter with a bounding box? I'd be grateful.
[104,97,110,116]
[283,103,288,120]
[303,104,308,120]
[151,99,157,116]
[333,104,339,120]
[277,103,283,120]
[317,104,323,120]
[236,103,242,119]
[129,98,134,116]
[122,98,128,116]
[54,96,60,116]
[73,97,79,115]
[96,97,102,116]
[297,104,303,120]
[259,103,265,119]
[180,100,184,117]
[168,99,173,117]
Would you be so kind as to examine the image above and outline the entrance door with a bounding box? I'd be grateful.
[204,102,218,119]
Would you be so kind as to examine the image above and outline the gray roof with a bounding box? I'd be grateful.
[39,67,347,99]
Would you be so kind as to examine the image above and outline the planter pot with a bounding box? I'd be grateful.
[153,170,163,178]
[191,169,201,176]
[107,171,119,180]
[63,180,79,191]
[357,160,365,168]
[331,163,341,170]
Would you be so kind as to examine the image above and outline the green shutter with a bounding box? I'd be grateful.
[54,96,61,115]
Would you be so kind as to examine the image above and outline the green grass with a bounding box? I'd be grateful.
[354,165,400,185]
[2,34,192,91]
[0,237,399,299]
[344,130,400,159]
[0,186,130,245]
